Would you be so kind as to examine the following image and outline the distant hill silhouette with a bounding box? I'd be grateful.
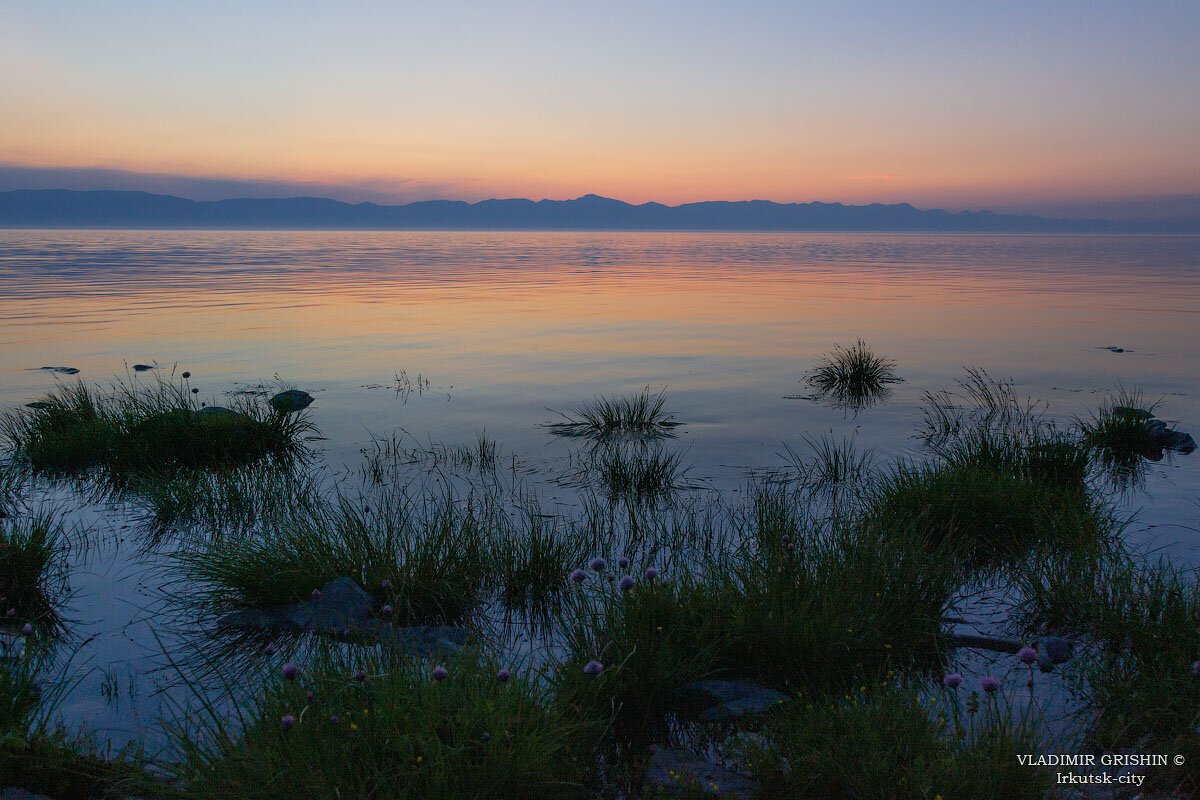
[0,189,1135,231]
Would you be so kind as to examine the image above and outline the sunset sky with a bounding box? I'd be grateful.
[1,1,1197,214]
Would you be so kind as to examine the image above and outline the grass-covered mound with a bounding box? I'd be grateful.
[737,683,1051,799]
[859,425,1106,568]
[0,375,311,479]
[556,524,956,730]
[170,649,593,800]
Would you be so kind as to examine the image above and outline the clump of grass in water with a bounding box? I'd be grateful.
[166,648,593,799]
[781,433,874,498]
[547,388,681,440]
[736,682,1052,799]
[1077,387,1165,484]
[0,508,71,632]
[918,367,1045,447]
[0,372,313,481]
[805,339,902,409]
[175,489,493,627]
[492,513,591,619]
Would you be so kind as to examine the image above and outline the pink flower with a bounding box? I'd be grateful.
[381,605,393,617]
[497,669,511,683]
[21,623,33,636]
[1018,647,1037,665]
[353,669,367,682]
[282,663,299,680]
[311,588,322,600]
[280,714,296,730]
[433,666,448,681]
[645,568,658,580]
[943,673,963,689]
[583,660,603,676]
[618,557,630,570]
[618,576,636,593]
[588,558,607,572]
[569,569,587,584]
[981,676,1001,693]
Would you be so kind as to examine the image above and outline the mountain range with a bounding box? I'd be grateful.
[0,188,1189,232]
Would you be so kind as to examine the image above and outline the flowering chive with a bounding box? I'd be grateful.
[311,589,322,600]
[1193,661,1200,676]
[981,676,1001,693]
[569,568,587,584]
[353,669,366,682]
[381,604,393,616]
[588,558,607,572]
[618,557,630,570]
[943,673,963,689]
[329,715,339,725]
[645,568,658,580]
[282,663,299,680]
[182,371,191,379]
[618,576,636,592]
[433,666,448,681]
[280,714,296,730]
[381,579,392,590]
[583,660,603,676]
[21,623,33,636]
[1018,646,1037,665]
[497,668,510,683]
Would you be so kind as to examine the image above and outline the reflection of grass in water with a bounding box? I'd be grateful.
[0,373,313,480]
[165,647,593,800]
[805,340,901,409]
[547,388,681,440]
[781,433,875,495]
[918,367,1046,446]
[590,443,686,505]
[362,431,500,482]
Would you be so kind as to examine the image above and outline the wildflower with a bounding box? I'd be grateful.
[588,557,607,572]
[353,669,367,682]
[1193,660,1200,676]
[282,663,299,680]
[618,575,636,592]
[264,643,277,656]
[381,604,393,617]
[305,691,314,701]
[329,715,339,725]
[618,557,630,570]
[280,714,296,730]
[191,387,199,394]
[583,660,603,676]
[1018,646,1037,665]
[943,673,963,689]
[433,666,448,681]
[981,676,1001,693]
[182,371,191,379]
[569,568,587,584]
[21,623,33,636]
[311,588,322,600]
[381,579,392,590]
[5,608,14,617]
[481,731,491,743]
[497,669,511,683]
[645,567,658,580]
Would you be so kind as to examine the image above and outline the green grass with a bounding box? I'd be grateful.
[547,388,681,440]
[858,425,1105,569]
[491,514,591,618]
[737,683,1051,800]
[0,374,312,480]
[781,433,875,496]
[168,648,593,800]
[1020,555,1200,794]
[556,524,956,732]
[176,490,492,626]
[805,340,902,409]
[0,509,69,631]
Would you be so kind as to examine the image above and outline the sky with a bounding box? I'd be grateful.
[1,1,1198,216]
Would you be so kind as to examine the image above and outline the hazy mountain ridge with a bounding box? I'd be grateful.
[0,188,1173,231]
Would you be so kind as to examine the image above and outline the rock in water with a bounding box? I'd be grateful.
[1036,635,1073,672]
[269,389,314,413]
[676,679,789,721]
[38,366,79,375]
[309,576,374,631]
[132,364,156,372]
[1163,429,1197,454]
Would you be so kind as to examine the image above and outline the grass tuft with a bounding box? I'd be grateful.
[805,340,901,409]
[547,388,681,441]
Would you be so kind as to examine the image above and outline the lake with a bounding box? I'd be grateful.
[1,229,1198,748]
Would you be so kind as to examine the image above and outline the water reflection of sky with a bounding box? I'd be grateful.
[1,230,1198,747]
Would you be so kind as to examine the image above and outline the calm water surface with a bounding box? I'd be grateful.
[1,230,1198,747]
